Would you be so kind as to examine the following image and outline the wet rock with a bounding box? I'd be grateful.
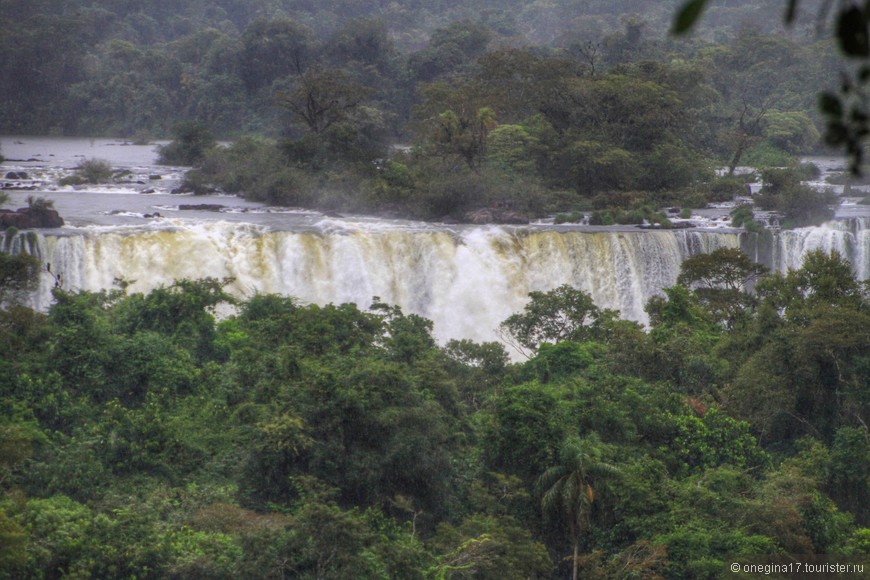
[636,221,694,230]
[178,204,225,211]
[462,208,529,224]
[0,207,64,228]
[1,182,37,190]
[5,171,29,179]
[465,209,493,224]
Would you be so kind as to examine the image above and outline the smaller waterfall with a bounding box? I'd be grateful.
[742,217,870,280]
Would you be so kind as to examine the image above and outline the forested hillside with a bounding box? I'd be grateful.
[1,0,835,141]
[1,247,869,578]
[2,0,847,221]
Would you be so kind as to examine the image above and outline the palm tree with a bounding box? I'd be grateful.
[537,434,621,580]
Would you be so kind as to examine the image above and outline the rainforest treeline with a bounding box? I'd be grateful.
[1,246,870,578]
[0,0,845,220]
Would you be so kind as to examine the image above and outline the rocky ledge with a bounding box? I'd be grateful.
[0,207,65,228]
[461,208,530,224]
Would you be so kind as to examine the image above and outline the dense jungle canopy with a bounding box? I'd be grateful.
[3,2,870,578]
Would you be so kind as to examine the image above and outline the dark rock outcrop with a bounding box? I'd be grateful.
[636,221,694,230]
[0,207,64,228]
[178,204,225,211]
[462,208,530,224]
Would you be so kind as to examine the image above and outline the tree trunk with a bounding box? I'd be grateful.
[572,541,579,580]
[727,134,748,176]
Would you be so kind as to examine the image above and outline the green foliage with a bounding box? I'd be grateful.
[0,251,40,307]
[756,166,836,227]
[674,0,867,171]
[428,514,551,579]
[526,341,605,384]
[829,427,870,520]
[60,160,114,185]
[764,111,821,154]
[241,17,315,91]
[730,203,764,232]
[537,434,620,580]
[500,285,607,354]
[554,211,584,224]
[75,158,113,184]
[482,382,566,481]
[157,121,217,166]
[0,0,839,218]
[277,67,370,136]
[0,420,45,485]
[3,270,869,577]
[724,250,870,448]
[741,142,795,168]
[667,409,768,472]
[588,205,671,226]
[0,508,27,576]
[4,2,864,556]
[677,248,768,325]
[487,124,538,173]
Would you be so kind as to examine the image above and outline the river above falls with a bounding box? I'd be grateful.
[4,135,867,233]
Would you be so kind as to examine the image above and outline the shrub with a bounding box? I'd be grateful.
[588,210,615,225]
[741,142,795,167]
[794,162,821,180]
[157,121,217,166]
[730,204,764,232]
[554,211,584,224]
[382,161,414,190]
[755,167,835,227]
[677,190,709,208]
[58,174,87,186]
[74,158,113,183]
[704,174,754,202]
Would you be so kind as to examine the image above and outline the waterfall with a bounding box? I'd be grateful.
[742,217,870,280]
[18,221,739,344]
[11,217,868,344]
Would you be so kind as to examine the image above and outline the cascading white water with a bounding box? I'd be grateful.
[745,217,870,280]
[22,220,739,344]
[13,216,869,345]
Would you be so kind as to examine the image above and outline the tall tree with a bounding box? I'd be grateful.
[677,248,769,325]
[241,17,315,91]
[499,285,606,355]
[276,67,370,135]
[537,435,620,580]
